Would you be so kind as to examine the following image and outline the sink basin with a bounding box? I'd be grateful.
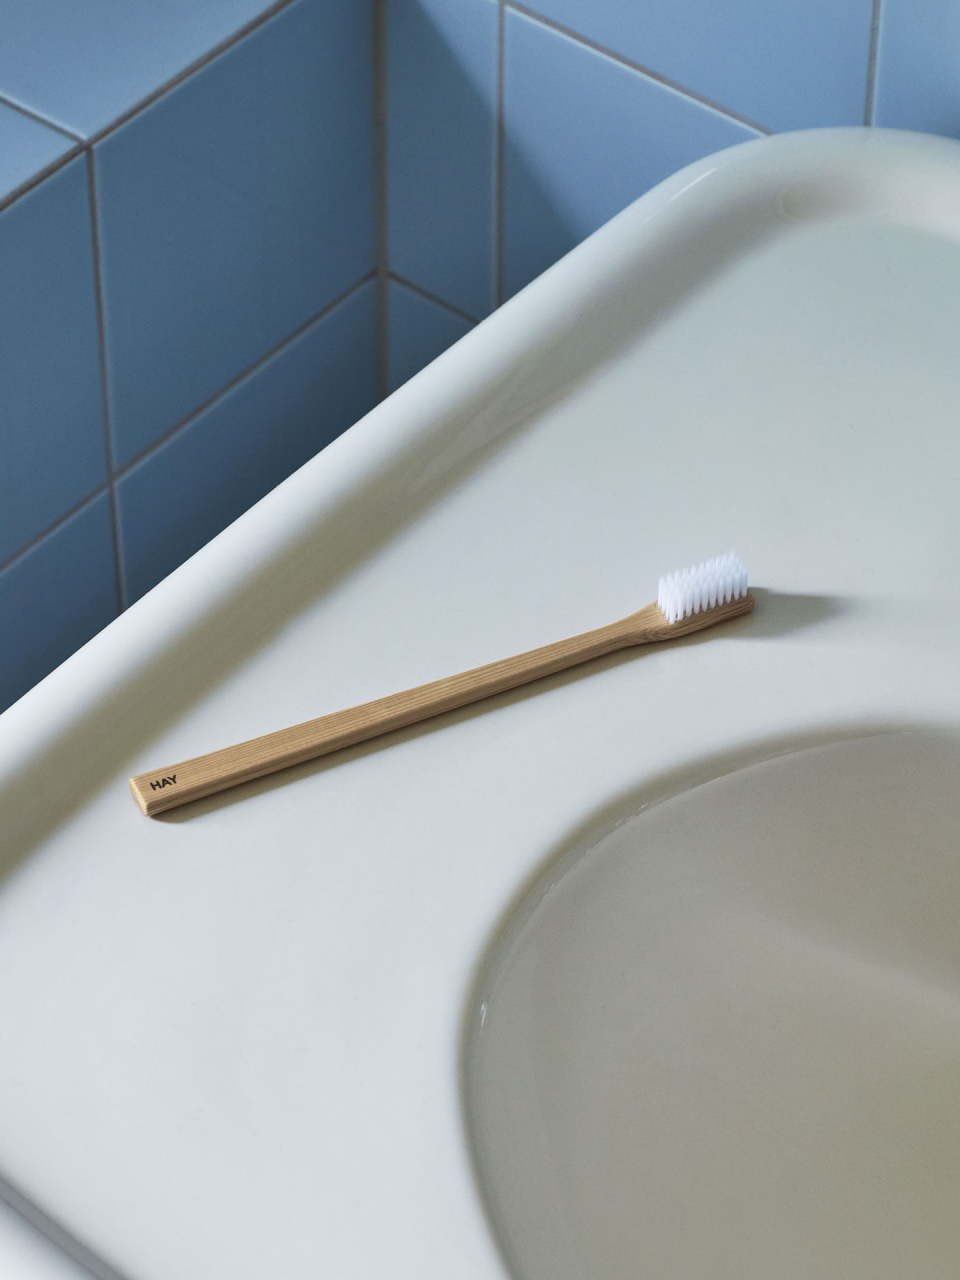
[465,731,960,1280]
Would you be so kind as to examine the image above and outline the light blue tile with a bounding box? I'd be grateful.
[0,493,117,713]
[0,156,108,565]
[0,0,283,139]
[117,281,377,604]
[521,0,874,132]
[503,11,758,299]
[873,1,960,136]
[0,102,74,201]
[388,279,474,392]
[387,0,498,319]
[96,0,375,468]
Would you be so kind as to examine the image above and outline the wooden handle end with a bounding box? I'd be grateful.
[129,770,185,817]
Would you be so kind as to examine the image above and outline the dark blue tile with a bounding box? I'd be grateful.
[388,279,474,392]
[0,0,283,139]
[0,102,74,201]
[95,0,375,467]
[0,156,108,565]
[0,493,117,713]
[117,281,377,604]
[873,1,960,136]
[503,11,758,299]
[521,0,874,132]
[387,0,498,319]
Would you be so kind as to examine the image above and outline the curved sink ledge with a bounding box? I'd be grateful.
[1,128,960,1278]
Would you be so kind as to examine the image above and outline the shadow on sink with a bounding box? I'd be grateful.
[463,727,960,1280]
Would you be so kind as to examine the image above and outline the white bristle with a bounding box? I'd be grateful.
[656,552,748,624]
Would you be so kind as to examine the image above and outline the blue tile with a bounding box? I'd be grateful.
[0,102,74,201]
[117,281,377,604]
[95,0,375,468]
[387,0,498,319]
[521,0,874,132]
[503,11,758,299]
[0,493,117,713]
[388,279,474,392]
[0,156,108,565]
[0,0,284,139]
[873,1,960,136]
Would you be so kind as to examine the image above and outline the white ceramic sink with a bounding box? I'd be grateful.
[2,129,960,1278]
[465,731,960,1280]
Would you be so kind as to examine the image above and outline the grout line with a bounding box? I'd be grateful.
[0,255,375,583]
[373,0,390,401]
[495,0,505,308]
[0,267,372,580]
[109,477,127,613]
[0,485,111,578]
[864,0,883,125]
[84,0,300,149]
[0,92,83,141]
[0,142,86,217]
[113,272,378,479]
[85,149,126,613]
[388,271,478,324]
[0,1,299,219]
[505,0,772,136]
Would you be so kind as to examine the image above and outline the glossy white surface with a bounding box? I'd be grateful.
[466,732,960,1280]
[0,1200,92,1280]
[1,128,960,1277]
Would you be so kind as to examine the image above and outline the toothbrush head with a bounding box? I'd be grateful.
[657,553,748,624]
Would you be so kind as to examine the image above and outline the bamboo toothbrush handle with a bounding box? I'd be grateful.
[129,592,753,815]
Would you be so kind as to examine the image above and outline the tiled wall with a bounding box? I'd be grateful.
[0,0,375,712]
[386,0,875,325]
[383,0,960,351]
[5,0,960,714]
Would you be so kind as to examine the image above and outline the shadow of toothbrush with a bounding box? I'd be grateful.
[744,588,852,638]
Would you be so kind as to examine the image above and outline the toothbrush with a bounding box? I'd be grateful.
[130,553,752,815]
